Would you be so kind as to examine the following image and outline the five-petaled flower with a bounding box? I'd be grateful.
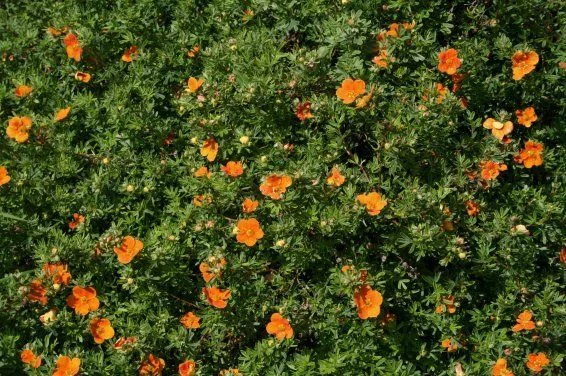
[64,33,82,61]
[221,161,244,177]
[354,284,383,319]
[0,166,11,186]
[356,192,387,216]
[180,312,201,329]
[336,78,366,104]
[53,356,80,376]
[20,349,42,369]
[15,84,33,98]
[139,354,165,376]
[511,310,535,332]
[492,358,514,376]
[7,116,32,143]
[200,137,218,162]
[465,200,480,217]
[114,236,144,264]
[327,166,346,187]
[187,77,204,93]
[480,161,507,181]
[43,262,72,286]
[242,198,259,213]
[236,218,264,246]
[68,213,84,230]
[260,174,292,200]
[514,140,543,168]
[512,50,538,80]
[438,48,462,75]
[525,353,549,373]
[66,286,100,315]
[90,317,115,344]
[28,280,48,305]
[266,313,294,340]
[179,360,197,376]
[483,118,513,140]
[516,107,537,127]
[55,107,71,122]
[203,286,231,309]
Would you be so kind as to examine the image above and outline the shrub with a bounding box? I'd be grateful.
[1,0,564,375]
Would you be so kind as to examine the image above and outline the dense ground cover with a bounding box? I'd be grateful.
[1,0,565,375]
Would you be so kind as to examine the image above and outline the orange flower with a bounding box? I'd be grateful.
[187,45,200,58]
[114,336,137,350]
[15,84,33,98]
[114,236,144,264]
[53,356,80,376]
[483,118,513,140]
[236,218,264,246]
[203,286,231,309]
[64,33,82,62]
[296,101,314,121]
[465,200,480,216]
[55,107,71,122]
[327,166,345,187]
[74,72,91,83]
[0,166,11,186]
[66,286,99,315]
[139,354,165,376]
[511,310,535,332]
[242,198,259,213]
[194,166,211,178]
[441,338,458,352]
[68,213,84,230]
[266,313,294,341]
[451,73,465,93]
[193,194,212,207]
[356,192,387,216]
[435,295,457,314]
[372,50,389,68]
[180,312,201,329]
[512,50,538,80]
[514,140,543,168]
[438,48,462,75]
[90,317,115,344]
[199,257,227,282]
[43,262,71,286]
[28,280,48,305]
[179,360,197,376]
[6,116,32,143]
[516,107,537,127]
[122,45,138,62]
[336,78,366,104]
[480,161,507,181]
[200,137,218,162]
[221,161,244,177]
[492,358,514,376]
[259,174,292,200]
[560,247,566,264]
[354,284,383,319]
[403,20,416,30]
[187,77,204,93]
[20,349,42,368]
[435,83,448,103]
[525,353,549,373]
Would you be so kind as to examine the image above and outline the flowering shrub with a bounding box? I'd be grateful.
[1,0,564,375]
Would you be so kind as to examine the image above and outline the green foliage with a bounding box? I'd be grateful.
[0,0,565,375]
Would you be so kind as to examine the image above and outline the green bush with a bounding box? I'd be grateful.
[1,0,564,375]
